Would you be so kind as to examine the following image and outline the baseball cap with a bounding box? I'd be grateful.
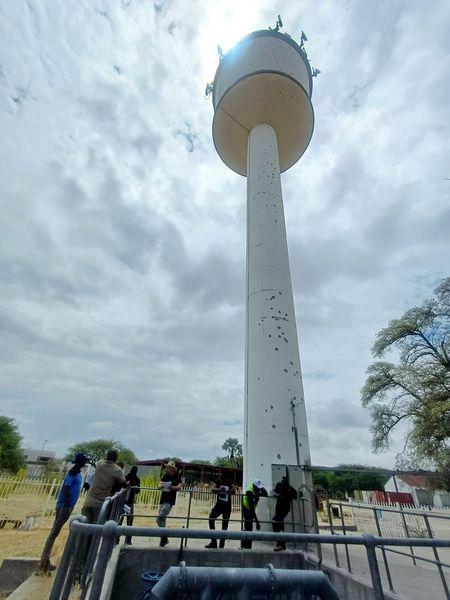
[74,453,88,465]
[252,479,264,489]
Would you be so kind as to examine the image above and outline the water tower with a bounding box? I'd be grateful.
[209,21,317,495]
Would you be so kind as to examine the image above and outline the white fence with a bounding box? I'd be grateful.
[345,500,450,539]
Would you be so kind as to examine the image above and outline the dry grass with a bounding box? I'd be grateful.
[0,526,69,565]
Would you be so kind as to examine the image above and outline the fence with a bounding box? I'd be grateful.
[49,512,450,600]
[0,477,242,529]
[0,476,66,527]
[326,500,450,599]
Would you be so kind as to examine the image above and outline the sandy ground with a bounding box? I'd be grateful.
[0,526,69,565]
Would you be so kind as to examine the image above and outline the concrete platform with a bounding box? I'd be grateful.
[0,557,39,597]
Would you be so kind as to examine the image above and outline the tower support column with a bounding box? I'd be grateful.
[245,124,311,492]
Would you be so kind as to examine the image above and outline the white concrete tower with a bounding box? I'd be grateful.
[210,27,315,491]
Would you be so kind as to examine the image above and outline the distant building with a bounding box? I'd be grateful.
[22,447,57,478]
[384,474,450,509]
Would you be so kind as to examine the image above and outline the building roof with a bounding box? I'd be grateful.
[138,459,242,473]
[397,474,440,489]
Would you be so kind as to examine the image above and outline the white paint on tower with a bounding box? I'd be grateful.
[245,123,311,488]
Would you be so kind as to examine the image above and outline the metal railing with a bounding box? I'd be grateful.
[326,500,450,599]
[48,486,450,600]
[50,518,450,600]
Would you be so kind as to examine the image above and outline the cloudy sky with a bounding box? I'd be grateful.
[1,0,449,468]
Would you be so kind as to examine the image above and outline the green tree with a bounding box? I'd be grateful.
[361,277,450,471]
[312,466,388,499]
[222,438,242,464]
[65,439,138,465]
[0,416,25,473]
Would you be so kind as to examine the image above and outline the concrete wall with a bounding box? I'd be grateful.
[109,546,404,600]
[110,547,306,600]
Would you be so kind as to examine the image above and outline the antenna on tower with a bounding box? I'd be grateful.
[269,15,283,32]
[300,30,308,49]
[204,82,214,98]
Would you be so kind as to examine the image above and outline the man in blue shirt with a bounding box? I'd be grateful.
[37,453,88,573]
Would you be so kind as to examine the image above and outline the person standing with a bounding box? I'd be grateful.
[241,479,268,549]
[124,466,140,545]
[81,450,126,524]
[156,460,182,547]
[37,453,88,573]
[111,461,125,495]
[272,475,297,551]
[205,478,236,549]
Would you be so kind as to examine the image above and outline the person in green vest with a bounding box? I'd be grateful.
[241,479,268,549]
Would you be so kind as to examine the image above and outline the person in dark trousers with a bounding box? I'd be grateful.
[37,453,88,573]
[205,478,236,548]
[156,460,182,547]
[272,475,297,551]
[241,479,268,549]
[124,466,140,545]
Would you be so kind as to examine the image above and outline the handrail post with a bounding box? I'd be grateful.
[339,502,351,572]
[327,501,340,568]
[393,475,416,565]
[423,513,449,598]
[49,519,81,600]
[364,534,384,600]
[88,521,117,600]
[372,507,394,592]
[184,490,193,548]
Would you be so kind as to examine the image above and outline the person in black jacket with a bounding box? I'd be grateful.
[205,478,236,549]
[272,476,297,551]
[124,466,140,545]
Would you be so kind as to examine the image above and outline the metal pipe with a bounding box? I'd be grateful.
[392,475,416,566]
[339,502,351,572]
[329,499,450,520]
[150,565,340,599]
[327,501,340,567]
[49,524,79,600]
[423,512,450,598]
[69,520,450,548]
[364,535,384,600]
[88,521,118,599]
[184,490,193,548]
[382,546,450,568]
[372,507,394,592]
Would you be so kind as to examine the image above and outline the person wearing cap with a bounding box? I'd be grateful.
[37,453,88,573]
[241,479,268,549]
[156,460,182,547]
